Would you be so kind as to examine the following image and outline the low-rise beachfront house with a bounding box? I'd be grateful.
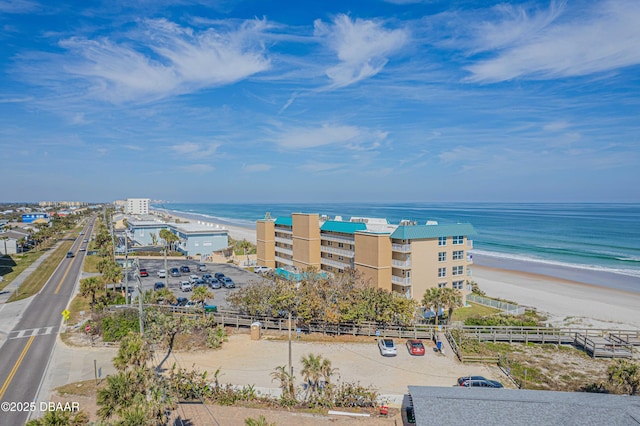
[126,219,228,257]
[257,213,476,303]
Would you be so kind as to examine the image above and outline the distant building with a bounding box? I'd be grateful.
[21,213,49,224]
[126,219,228,257]
[257,213,476,302]
[125,198,150,215]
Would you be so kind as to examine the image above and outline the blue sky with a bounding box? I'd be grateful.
[1,0,639,203]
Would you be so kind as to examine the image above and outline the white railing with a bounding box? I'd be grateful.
[275,227,292,235]
[391,243,412,252]
[275,236,292,244]
[391,275,411,285]
[466,294,525,315]
[392,258,412,268]
[320,245,354,257]
[321,234,355,245]
[467,255,473,264]
[274,255,293,266]
[467,239,473,248]
[321,258,353,269]
[275,246,293,256]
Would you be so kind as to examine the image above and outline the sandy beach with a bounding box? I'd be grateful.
[152,209,639,330]
[152,209,257,244]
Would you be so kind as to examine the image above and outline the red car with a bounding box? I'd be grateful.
[139,268,149,277]
[406,339,425,356]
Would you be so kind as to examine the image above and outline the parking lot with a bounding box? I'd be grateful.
[123,258,260,309]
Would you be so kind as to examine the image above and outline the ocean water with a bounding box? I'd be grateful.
[153,203,640,291]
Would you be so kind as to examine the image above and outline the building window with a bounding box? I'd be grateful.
[327,266,333,271]
[327,253,333,259]
[338,256,343,261]
[438,251,446,262]
[338,242,344,248]
[438,236,446,246]
[452,250,464,260]
[452,235,464,245]
[467,283,473,292]
[438,282,447,288]
[438,267,446,278]
[327,241,333,246]
[453,280,464,290]
[452,265,464,276]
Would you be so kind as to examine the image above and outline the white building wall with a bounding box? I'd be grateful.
[125,198,150,215]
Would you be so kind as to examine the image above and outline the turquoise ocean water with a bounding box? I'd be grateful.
[153,203,640,292]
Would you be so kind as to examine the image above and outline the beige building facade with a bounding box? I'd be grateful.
[257,213,476,303]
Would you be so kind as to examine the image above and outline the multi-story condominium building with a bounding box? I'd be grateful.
[257,213,476,302]
[125,198,150,215]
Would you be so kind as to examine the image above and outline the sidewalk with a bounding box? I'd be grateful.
[0,243,63,348]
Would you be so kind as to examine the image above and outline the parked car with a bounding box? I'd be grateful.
[214,272,225,279]
[188,274,200,283]
[457,376,503,388]
[193,278,207,288]
[202,273,213,281]
[208,278,221,289]
[154,282,165,290]
[378,339,397,357]
[198,263,207,272]
[169,267,180,277]
[180,265,191,273]
[184,300,200,309]
[139,268,149,277]
[157,269,166,278]
[180,281,193,292]
[254,265,272,274]
[172,297,188,307]
[406,339,425,356]
[221,277,235,289]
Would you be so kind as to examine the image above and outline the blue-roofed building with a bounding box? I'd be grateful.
[257,212,476,303]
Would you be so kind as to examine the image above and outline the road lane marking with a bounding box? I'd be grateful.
[0,335,36,400]
[8,326,58,340]
[54,252,76,295]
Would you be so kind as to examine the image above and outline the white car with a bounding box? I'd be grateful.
[254,265,272,274]
[378,339,397,357]
[157,269,166,278]
[189,274,200,283]
[180,281,193,292]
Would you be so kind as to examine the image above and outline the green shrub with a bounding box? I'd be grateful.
[101,310,140,342]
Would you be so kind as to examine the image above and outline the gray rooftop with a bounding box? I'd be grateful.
[408,386,640,426]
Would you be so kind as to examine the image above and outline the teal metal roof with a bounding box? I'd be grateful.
[391,223,477,240]
[274,217,292,226]
[320,221,367,234]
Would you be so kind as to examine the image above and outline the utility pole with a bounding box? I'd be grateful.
[288,311,293,377]
[124,236,129,305]
[136,274,144,335]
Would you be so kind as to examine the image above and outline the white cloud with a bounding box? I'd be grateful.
[56,18,271,103]
[0,0,39,13]
[543,121,570,132]
[243,163,272,172]
[465,0,640,82]
[274,124,387,150]
[314,14,408,88]
[169,142,219,157]
[297,162,344,173]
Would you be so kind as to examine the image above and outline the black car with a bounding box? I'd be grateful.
[170,267,181,277]
[154,282,165,290]
[180,265,191,273]
[172,297,188,307]
[214,272,225,279]
[457,376,503,388]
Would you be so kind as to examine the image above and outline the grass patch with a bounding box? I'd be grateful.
[451,302,501,322]
[0,250,49,291]
[7,240,74,302]
[82,254,100,273]
[67,294,92,326]
[55,379,100,398]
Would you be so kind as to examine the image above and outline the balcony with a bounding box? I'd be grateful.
[391,275,411,286]
[321,233,355,245]
[467,255,473,264]
[467,239,473,249]
[391,243,411,253]
[275,255,293,266]
[275,227,292,235]
[275,246,293,256]
[275,236,292,244]
[321,257,353,270]
[320,245,354,257]
[392,258,411,268]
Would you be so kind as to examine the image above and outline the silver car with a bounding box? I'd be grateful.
[378,339,397,357]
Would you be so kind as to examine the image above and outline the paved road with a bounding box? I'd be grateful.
[0,219,95,425]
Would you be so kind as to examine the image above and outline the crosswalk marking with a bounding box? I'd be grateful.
[8,326,59,340]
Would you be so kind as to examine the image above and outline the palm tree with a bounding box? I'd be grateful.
[271,365,296,400]
[421,287,444,327]
[159,229,179,286]
[113,332,151,371]
[300,353,336,401]
[80,276,103,309]
[440,287,463,323]
[97,370,145,420]
[152,288,177,305]
[608,360,640,395]
[191,286,214,319]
